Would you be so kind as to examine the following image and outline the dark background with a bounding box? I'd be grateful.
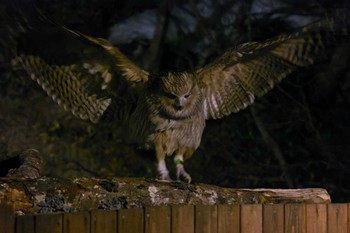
[1,0,350,201]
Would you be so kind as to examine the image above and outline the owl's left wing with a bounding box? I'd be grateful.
[196,19,348,120]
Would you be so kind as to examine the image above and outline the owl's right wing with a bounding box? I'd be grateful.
[196,17,348,120]
[9,6,149,124]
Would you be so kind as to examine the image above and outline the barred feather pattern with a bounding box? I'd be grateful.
[198,19,347,119]
[13,55,111,123]
[59,28,149,84]
[7,8,348,183]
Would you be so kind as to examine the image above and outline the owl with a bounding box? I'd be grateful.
[11,10,347,183]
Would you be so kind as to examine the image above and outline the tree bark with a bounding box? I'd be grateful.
[0,177,330,215]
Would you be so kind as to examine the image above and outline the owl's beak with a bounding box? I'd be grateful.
[175,96,186,110]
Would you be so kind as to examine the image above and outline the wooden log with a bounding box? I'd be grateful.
[0,177,331,215]
[4,149,43,179]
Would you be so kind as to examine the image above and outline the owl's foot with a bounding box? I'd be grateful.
[176,163,191,183]
[157,174,172,182]
[157,170,172,182]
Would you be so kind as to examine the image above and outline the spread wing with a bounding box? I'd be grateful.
[10,7,149,123]
[197,19,348,120]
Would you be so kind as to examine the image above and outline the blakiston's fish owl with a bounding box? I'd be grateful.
[12,10,347,183]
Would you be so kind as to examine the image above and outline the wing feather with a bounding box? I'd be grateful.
[14,55,112,123]
[10,8,148,123]
[197,19,347,119]
[61,29,149,84]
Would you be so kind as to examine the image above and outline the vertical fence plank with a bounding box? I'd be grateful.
[118,208,144,233]
[348,204,350,232]
[263,204,284,233]
[195,205,217,233]
[241,204,262,233]
[218,205,240,233]
[91,210,117,233]
[9,203,350,233]
[0,204,15,233]
[285,204,306,233]
[172,205,194,233]
[327,204,347,233]
[306,204,327,233]
[63,212,90,233]
[15,215,34,233]
[348,204,350,233]
[35,213,63,233]
[145,206,171,233]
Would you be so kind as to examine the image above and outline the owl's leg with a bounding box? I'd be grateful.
[157,159,171,181]
[174,154,191,183]
[155,144,171,181]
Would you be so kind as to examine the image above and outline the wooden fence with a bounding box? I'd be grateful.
[0,203,349,233]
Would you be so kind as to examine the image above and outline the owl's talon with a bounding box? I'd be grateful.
[157,172,172,182]
[155,178,173,183]
[176,164,192,183]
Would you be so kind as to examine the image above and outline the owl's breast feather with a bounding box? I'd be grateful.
[146,113,206,154]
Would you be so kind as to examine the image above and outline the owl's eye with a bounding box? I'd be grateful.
[184,94,191,98]
[164,92,177,99]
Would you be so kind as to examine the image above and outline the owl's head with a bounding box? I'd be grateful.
[149,72,202,119]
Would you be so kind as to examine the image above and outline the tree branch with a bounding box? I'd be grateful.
[250,106,294,188]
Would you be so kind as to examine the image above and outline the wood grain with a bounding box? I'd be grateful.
[285,204,306,233]
[217,205,240,233]
[195,205,217,233]
[15,215,34,233]
[118,208,144,233]
[241,204,262,233]
[63,212,90,233]
[91,210,117,233]
[306,204,327,233]
[35,213,63,233]
[172,205,195,233]
[145,206,171,233]
[327,204,347,233]
[0,203,15,233]
[263,204,284,233]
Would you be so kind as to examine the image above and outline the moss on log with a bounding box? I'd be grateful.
[0,177,330,215]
